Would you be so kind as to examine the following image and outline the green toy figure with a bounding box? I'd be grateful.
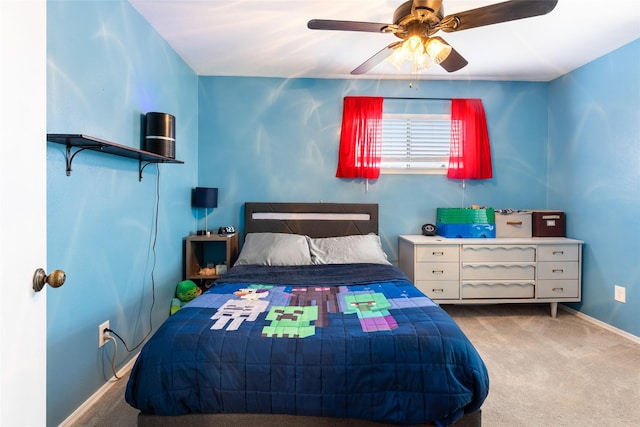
[170,280,202,315]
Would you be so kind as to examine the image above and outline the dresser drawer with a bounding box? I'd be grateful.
[462,282,535,299]
[537,245,579,261]
[416,281,460,300]
[537,261,579,280]
[537,280,579,298]
[462,263,535,280]
[416,245,459,262]
[415,262,459,281]
[462,245,536,262]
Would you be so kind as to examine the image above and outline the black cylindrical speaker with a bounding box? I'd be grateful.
[144,112,175,158]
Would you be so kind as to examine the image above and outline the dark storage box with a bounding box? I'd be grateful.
[532,211,565,237]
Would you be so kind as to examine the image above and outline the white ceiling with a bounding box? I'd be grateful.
[129,0,640,81]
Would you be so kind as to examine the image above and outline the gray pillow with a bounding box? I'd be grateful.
[234,233,312,266]
[309,234,391,265]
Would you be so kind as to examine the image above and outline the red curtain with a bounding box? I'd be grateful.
[448,98,493,180]
[335,96,384,179]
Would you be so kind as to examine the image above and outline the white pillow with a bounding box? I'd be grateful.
[234,233,312,266]
[309,234,391,265]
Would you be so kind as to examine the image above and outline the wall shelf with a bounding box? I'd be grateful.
[47,133,184,181]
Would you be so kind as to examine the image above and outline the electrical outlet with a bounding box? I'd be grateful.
[614,285,626,303]
[98,320,110,347]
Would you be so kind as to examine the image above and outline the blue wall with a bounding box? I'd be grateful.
[198,77,550,259]
[46,1,198,425]
[548,39,640,337]
[45,0,639,424]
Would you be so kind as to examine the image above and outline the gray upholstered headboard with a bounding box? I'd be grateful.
[244,203,378,239]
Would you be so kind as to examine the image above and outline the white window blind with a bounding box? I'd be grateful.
[381,113,451,173]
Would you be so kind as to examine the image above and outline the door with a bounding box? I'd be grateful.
[0,1,47,425]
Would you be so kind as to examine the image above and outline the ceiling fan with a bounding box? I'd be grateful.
[307,0,558,74]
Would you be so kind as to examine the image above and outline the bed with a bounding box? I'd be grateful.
[126,203,489,426]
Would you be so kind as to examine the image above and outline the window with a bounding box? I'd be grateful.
[335,97,491,180]
[380,99,451,174]
[381,113,451,174]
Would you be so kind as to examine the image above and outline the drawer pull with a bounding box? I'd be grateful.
[506,221,523,225]
[432,251,444,256]
[552,287,564,292]
[552,269,564,273]
[432,270,444,275]
[432,288,444,293]
[552,251,564,255]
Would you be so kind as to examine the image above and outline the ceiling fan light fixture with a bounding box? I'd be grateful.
[386,47,406,69]
[386,35,437,73]
[425,36,452,64]
[310,0,560,75]
[403,35,424,56]
[386,35,424,70]
[412,52,431,73]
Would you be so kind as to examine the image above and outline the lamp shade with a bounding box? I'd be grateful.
[192,187,218,208]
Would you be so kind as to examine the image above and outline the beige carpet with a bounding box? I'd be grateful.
[69,304,640,426]
[443,304,640,426]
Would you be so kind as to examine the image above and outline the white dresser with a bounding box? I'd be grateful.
[398,235,583,317]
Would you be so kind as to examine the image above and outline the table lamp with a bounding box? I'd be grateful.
[192,187,218,235]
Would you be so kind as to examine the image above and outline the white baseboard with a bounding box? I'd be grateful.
[560,305,640,345]
[59,354,138,427]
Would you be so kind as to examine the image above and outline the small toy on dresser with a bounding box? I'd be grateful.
[170,280,202,315]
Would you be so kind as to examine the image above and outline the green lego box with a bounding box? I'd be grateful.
[436,208,495,224]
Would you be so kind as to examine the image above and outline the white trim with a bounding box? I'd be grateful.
[252,212,370,221]
[59,355,139,427]
[559,305,640,345]
[145,135,175,142]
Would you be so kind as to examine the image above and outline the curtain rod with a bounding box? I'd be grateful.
[343,96,452,101]
[384,97,452,101]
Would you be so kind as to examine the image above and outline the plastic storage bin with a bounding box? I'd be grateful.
[436,208,495,224]
[436,222,496,238]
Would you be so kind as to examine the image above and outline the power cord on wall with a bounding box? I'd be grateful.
[104,328,147,353]
[103,335,120,380]
[101,164,160,380]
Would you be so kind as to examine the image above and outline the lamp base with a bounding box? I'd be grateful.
[196,230,211,236]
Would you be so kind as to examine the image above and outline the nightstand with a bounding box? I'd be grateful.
[184,233,239,285]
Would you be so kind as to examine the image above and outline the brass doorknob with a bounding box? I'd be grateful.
[33,268,66,292]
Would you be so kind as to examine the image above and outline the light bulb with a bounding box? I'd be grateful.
[426,37,452,64]
[403,35,424,56]
[387,47,407,69]
[413,52,431,73]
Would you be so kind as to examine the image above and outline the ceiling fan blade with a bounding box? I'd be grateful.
[439,46,468,72]
[440,0,558,32]
[351,42,402,75]
[307,19,394,33]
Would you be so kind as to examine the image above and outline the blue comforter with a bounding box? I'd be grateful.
[125,264,489,426]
